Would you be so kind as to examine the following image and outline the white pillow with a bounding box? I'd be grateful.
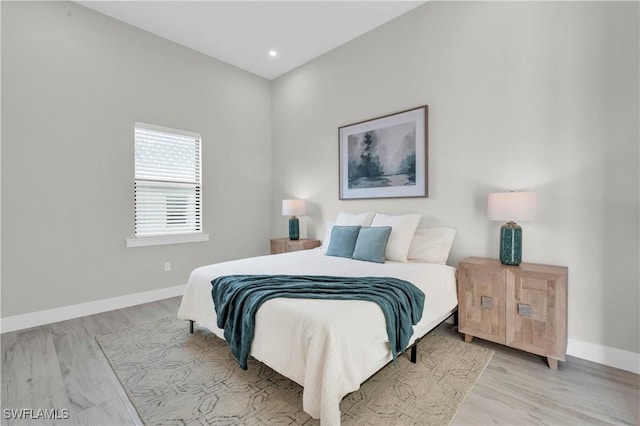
[370,213,421,262]
[407,227,457,265]
[321,221,336,250]
[335,211,375,226]
[322,212,374,252]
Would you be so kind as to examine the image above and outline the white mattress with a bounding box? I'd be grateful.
[177,248,457,426]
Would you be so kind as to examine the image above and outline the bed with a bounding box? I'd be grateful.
[177,244,457,426]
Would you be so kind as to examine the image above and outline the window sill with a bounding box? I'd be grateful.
[125,233,210,248]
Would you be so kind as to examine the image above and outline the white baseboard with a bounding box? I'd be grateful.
[567,338,639,374]
[448,316,637,373]
[0,284,186,334]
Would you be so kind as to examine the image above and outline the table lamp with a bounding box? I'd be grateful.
[282,199,306,240]
[488,192,537,266]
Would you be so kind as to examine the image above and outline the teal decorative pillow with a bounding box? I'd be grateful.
[325,226,361,258]
[352,226,392,263]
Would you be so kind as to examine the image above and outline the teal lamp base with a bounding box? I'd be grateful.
[288,216,300,240]
[499,221,522,265]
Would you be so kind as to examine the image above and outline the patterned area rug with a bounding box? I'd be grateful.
[96,317,493,425]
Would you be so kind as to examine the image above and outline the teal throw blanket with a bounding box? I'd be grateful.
[211,275,425,370]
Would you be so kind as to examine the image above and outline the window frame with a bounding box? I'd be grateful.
[125,121,209,248]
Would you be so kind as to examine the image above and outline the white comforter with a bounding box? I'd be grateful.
[177,248,457,426]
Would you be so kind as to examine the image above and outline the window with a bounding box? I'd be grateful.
[126,122,208,247]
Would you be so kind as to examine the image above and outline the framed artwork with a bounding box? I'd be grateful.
[338,105,428,200]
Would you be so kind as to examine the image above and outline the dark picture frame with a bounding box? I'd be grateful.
[338,105,428,200]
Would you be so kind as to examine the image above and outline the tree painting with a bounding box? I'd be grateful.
[347,121,416,189]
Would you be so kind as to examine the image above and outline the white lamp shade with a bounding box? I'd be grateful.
[282,199,306,216]
[488,192,537,222]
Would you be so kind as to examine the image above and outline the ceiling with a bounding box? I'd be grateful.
[77,1,425,80]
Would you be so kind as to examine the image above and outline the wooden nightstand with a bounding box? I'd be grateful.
[270,238,321,255]
[457,257,568,369]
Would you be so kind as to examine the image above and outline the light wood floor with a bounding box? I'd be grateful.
[1,297,638,426]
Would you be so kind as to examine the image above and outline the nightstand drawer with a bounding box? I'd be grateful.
[505,267,568,359]
[458,262,506,344]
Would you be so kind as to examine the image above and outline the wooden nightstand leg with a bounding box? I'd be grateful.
[547,357,558,370]
[464,334,473,343]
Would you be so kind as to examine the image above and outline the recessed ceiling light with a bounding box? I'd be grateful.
[269,50,277,57]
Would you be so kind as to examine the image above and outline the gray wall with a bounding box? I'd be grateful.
[1,1,272,316]
[271,2,639,353]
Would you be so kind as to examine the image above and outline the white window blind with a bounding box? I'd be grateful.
[134,122,201,237]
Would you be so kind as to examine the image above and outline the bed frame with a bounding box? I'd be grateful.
[187,309,458,364]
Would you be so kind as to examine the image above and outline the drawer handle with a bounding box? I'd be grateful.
[518,303,533,317]
[481,296,494,309]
